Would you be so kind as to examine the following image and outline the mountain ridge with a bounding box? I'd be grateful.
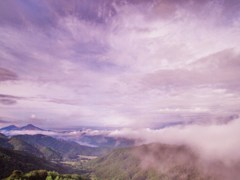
[0,133,106,161]
[0,125,19,131]
[0,147,65,179]
[19,124,43,131]
[0,124,44,131]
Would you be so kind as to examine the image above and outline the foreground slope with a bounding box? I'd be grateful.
[6,169,88,180]
[0,147,64,179]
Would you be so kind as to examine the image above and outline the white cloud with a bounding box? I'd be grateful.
[109,118,240,163]
[0,1,239,128]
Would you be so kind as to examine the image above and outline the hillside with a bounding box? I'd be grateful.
[8,137,43,158]
[0,134,106,161]
[88,143,203,180]
[13,134,105,160]
[88,143,240,180]
[0,133,12,149]
[0,147,64,179]
[1,134,240,179]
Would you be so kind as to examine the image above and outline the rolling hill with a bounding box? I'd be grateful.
[0,133,106,161]
[13,134,105,159]
[0,147,65,179]
[8,137,43,158]
[88,143,240,180]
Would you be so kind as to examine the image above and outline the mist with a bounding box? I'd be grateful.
[103,119,239,179]
[110,119,240,163]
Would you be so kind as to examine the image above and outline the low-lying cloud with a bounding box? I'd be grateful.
[1,116,240,163]
[110,119,240,163]
[4,118,240,163]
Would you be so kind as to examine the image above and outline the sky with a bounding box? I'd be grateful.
[0,0,240,128]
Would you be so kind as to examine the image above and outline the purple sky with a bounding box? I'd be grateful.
[0,0,240,128]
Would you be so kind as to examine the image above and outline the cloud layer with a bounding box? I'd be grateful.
[109,118,240,164]
[0,0,240,128]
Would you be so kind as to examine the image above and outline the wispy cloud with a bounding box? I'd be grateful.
[0,67,18,81]
[0,0,239,128]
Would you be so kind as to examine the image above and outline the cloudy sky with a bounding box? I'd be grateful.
[0,0,240,128]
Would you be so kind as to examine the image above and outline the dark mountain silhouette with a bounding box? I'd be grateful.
[0,147,65,179]
[19,124,43,131]
[0,124,44,131]
[0,125,19,131]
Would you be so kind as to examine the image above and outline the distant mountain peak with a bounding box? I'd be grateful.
[20,124,43,131]
[0,124,44,131]
[24,124,36,128]
[0,125,19,131]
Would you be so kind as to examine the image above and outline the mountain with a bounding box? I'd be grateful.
[0,125,19,131]
[38,146,62,161]
[0,133,12,149]
[8,137,44,158]
[88,143,203,180]
[0,134,44,157]
[13,134,106,160]
[0,134,107,161]
[19,124,43,131]
[0,132,7,139]
[0,124,44,132]
[88,143,240,180]
[0,147,65,179]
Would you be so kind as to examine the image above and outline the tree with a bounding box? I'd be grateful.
[25,170,48,180]
[8,170,23,180]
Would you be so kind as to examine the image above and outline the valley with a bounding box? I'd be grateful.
[1,124,240,180]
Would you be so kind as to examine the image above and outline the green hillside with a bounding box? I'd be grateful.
[8,137,43,158]
[13,134,104,159]
[0,147,64,179]
[0,134,107,161]
[39,146,62,161]
[88,143,212,180]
